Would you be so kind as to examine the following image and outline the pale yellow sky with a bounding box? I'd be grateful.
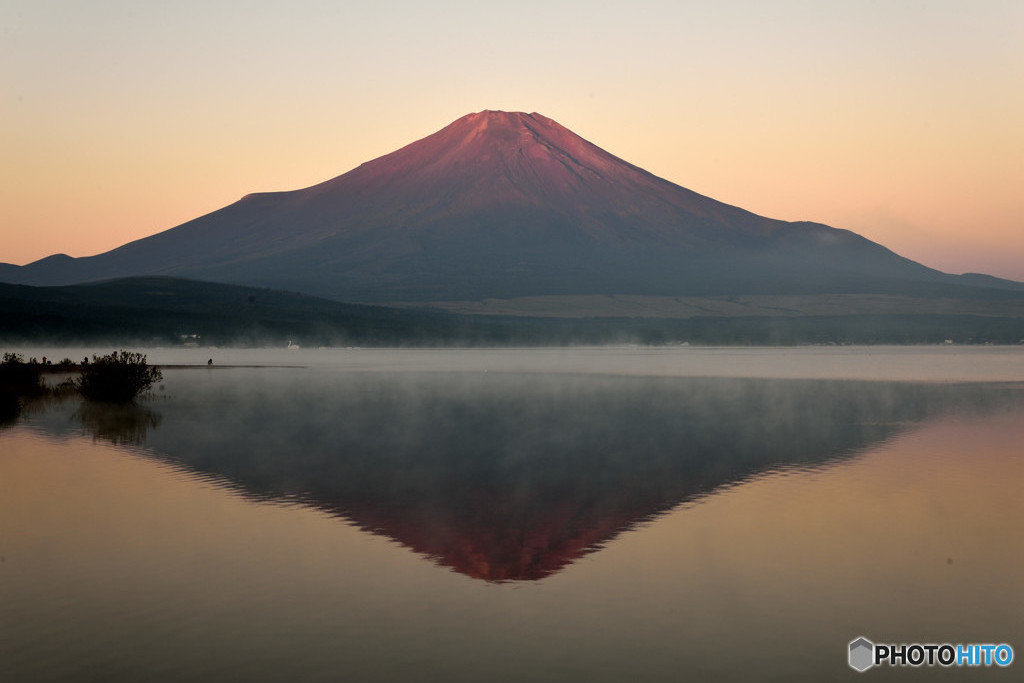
[2,1,1022,279]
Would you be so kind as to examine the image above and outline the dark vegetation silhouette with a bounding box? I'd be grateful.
[0,352,42,391]
[76,350,163,403]
[0,352,45,424]
[2,348,162,410]
[2,277,1024,346]
[0,352,163,441]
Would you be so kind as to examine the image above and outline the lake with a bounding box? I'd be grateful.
[2,346,1022,681]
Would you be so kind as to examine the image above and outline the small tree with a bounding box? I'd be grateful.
[77,350,163,403]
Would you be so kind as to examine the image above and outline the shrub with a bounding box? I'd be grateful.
[0,353,44,424]
[77,350,163,403]
[0,352,42,393]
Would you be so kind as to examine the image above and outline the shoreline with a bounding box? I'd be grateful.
[35,364,308,374]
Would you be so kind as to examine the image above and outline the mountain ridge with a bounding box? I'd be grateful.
[3,276,1024,346]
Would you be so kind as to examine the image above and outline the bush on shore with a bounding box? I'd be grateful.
[0,352,42,392]
[0,353,45,423]
[77,350,163,403]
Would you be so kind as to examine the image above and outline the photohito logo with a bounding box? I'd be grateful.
[848,637,1014,672]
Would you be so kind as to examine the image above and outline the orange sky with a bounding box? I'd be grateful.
[2,1,1022,280]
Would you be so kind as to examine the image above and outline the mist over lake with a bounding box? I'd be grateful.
[2,347,1022,681]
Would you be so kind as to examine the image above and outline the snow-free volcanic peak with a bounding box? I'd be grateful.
[0,110,990,302]
[310,109,770,234]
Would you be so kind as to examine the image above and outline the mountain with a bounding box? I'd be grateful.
[2,110,1022,304]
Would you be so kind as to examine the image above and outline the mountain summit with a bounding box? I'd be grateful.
[304,110,770,234]
[1,110,1014,302]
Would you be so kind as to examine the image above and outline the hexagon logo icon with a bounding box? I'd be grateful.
[849,637,875,672]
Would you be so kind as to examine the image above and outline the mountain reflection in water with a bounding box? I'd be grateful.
[20,370,1024,582]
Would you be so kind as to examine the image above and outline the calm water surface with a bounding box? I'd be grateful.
[1,347,1022,681]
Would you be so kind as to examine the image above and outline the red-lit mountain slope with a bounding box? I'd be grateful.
[3,111,1018,302]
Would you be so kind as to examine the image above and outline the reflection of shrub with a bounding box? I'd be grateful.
[77,350,163,403]
[0,391,19,426]
[75,401,162,446]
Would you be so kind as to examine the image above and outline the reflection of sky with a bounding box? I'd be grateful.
[3,2,1023,279]
[2,397,1022,681]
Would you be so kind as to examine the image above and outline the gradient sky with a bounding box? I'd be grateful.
[3,1,1022,279]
